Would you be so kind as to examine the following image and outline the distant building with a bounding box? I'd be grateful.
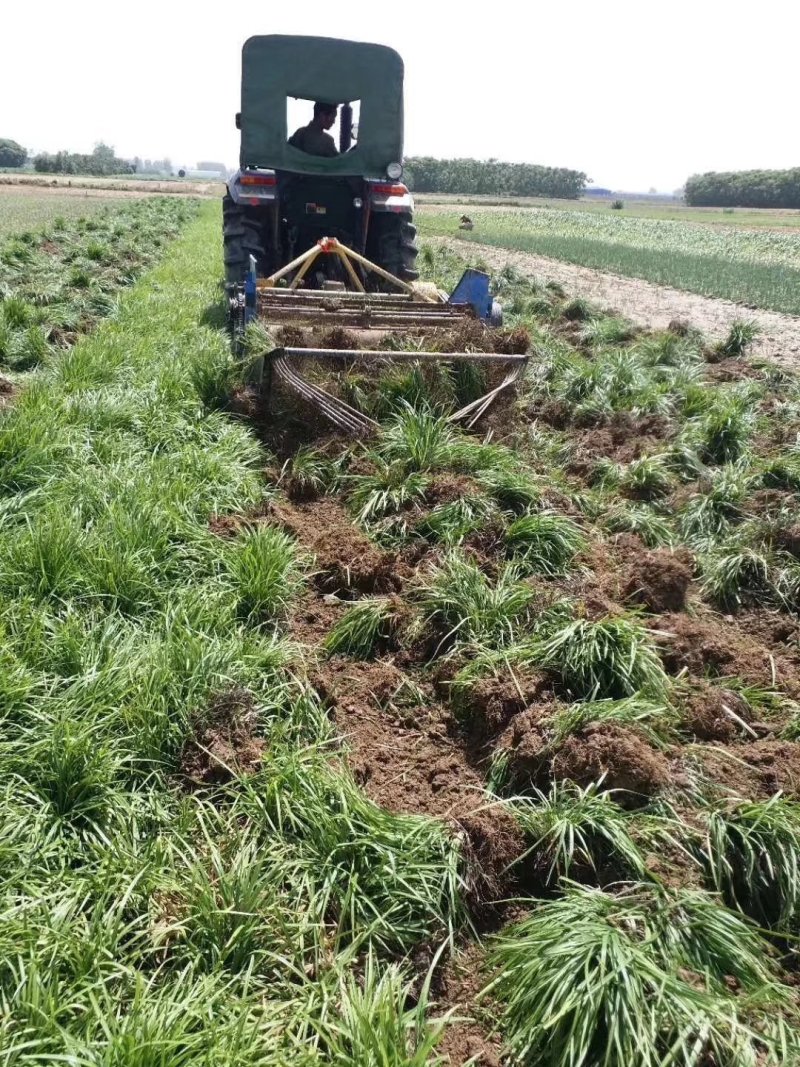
[585,187,615,198]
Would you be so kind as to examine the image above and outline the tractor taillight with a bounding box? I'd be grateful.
[370,183,408,196]
[239,173,277,187]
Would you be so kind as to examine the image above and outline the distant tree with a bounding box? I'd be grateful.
[0,138,27,167]
[33,144,133,176]
[403,157,587,199]
[648,186,657,195]
[685,168,800,209]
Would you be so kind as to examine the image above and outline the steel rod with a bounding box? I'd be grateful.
[276,347,528,364]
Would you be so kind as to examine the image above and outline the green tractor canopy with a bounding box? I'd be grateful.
[240,35,404,177]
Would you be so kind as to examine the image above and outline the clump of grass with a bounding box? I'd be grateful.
[314,954,447,1065]
[280,445,339,500]
[379,405,460,472]
[597,454,673,499]
[534,615,670,700]
[547,693,676,749]
[559,296,595,322]
[678,462,752,542]
[239,754,464,953]
[502,780,646,883]
[604,503,675,547]
[701,544,773,609]
[478,466,543,514]
[691,391,757,465]
[704,795,800,928]
[416,491,496,546]
[226,525,303,622]
[713,319,760,359]
[349,460,429,524]
[580,315,637,347]
[324,598,395,658]
[488,882,793,1067]
[416,552,534,648]
[505,511,584,575]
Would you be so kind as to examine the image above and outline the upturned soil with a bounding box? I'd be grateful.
[206,278,800,1060]
[425,235,800,371]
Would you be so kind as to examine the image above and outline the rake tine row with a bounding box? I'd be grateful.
[272,354,379,435]
[449,362,528,428]
[271,348,528,435]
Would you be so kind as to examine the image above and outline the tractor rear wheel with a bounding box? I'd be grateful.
[222,194,267,286]
[371,212,419,284]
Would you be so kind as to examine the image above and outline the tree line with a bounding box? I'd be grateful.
[685,168,800,209]
[32,143,134,176]
[403,157,587,199]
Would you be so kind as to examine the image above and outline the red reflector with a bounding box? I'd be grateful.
[239,173,277,187]
[370,183,408,196]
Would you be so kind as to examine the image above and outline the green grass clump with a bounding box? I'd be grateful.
[416,491,496,546]
[238,753,465,954]
[226,525,303,622]
[534,616,670,700]
[691,391,757,465]
[378,404,460,472]
[704,795,800,928]
[349,460,429,524]
[416,552,535,649]
[604,503,675,546]
[324,598,395,658]
[503,780,646,883]
[280,445,339,499]
[714,319,760,359]
[488,882,795,1067]
[311,954,447,1065]
[546,693,676,749]
[700,544,773,609]
[505,511,584,574]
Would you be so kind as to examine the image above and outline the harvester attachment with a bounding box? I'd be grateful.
[228,238,527,435]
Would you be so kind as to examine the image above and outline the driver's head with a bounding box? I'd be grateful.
[313,101,338,129]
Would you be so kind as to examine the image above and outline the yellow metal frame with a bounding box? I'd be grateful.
[261,236,432,298]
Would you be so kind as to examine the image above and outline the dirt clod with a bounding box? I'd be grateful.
[271,498,397,594]
[552,722,670,802]
[180,688,264,785]
[622,548,693,613]
[680,681,750,743]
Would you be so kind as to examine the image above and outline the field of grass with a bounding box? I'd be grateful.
[0,186,120,239]
[0,195,197,376]
[416,193,800,229]
[418,206,800,315]
[4,198,800,1063]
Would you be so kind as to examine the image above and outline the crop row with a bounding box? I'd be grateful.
[0,196,197,374]
[418,207,800,314]
[3,205,800,1064]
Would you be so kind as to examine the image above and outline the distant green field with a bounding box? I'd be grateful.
[417,207,800,315]
[416,195,800,230]
[0,187,117,238]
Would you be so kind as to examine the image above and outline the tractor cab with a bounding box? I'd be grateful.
[224,35,418,290]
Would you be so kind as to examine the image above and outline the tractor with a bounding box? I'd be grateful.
[224,34,418,290]
[223,35,525,436]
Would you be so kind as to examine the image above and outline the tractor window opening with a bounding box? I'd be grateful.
[287,98,361,158]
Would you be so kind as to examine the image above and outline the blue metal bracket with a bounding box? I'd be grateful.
[244,254,258,325]
[448,269,494,321]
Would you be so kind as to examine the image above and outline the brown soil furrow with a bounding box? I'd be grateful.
[424,234,800,371]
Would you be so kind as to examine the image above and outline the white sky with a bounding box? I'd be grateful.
[3,0,798,192]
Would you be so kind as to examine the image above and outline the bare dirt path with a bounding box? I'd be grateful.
[427,235,800,371]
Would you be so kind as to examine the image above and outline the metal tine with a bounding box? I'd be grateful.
[270,348,527,435]
[273,355,378,435]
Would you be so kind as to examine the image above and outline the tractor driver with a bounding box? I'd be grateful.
[288,102,339,157]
